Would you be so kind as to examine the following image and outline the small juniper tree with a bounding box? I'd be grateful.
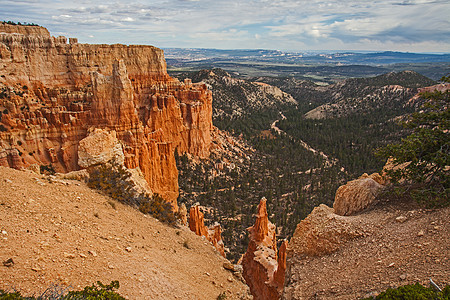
[377,75,449,204]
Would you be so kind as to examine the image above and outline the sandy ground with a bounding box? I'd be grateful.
[0,166,251,299]
[283,198,450,299]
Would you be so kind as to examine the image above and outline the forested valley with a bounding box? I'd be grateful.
[171,69,437,262]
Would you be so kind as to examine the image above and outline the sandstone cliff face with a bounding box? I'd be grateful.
[0,24,50,37]
[189,205,225,257]
[242,198,286,300]
[0,25,213,208]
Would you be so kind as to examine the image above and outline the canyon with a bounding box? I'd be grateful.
[0,23,213,208]
[1,24,448,299]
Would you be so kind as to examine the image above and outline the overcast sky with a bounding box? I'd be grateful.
[1,0,449,52]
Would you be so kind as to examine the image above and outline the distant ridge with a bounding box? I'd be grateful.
[165,48,450,80]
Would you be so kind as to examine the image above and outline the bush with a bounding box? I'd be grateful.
[87,163,136,206]
[40,164,56,175]
[217,292,227,300]
[138,193,178,226]
[363,282,450,300]
[64,281,124,300]
[0,281,124,299]
[88,163,178,225]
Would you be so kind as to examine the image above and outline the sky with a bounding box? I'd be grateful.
[1,0,449,53]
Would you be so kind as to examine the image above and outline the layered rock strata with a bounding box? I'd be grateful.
[189,205,225,257]
[242,198,286,300]
[0,25,213,208]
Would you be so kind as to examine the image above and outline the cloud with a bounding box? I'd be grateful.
[0,0,448,51]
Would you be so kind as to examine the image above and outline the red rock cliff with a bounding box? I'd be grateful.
[242,198,286,300]
[0,25,213,208]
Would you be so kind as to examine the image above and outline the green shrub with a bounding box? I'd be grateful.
[138,193,177,225]
[87,163,135,206]
[0,281,124,299]
[217,291,227,300]
[0,290,30,299]
[363,283,450,300]
[64,281,124,300]
[88,163,178,225]
[40,164,55,175]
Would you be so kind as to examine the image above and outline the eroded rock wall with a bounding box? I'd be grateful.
[0,25,213,208]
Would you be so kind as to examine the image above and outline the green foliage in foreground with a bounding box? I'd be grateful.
[376,75,449,205]
[363,283,450,300]
[0,281,124,299]
[88,163,177,225]
[64,281,124,300]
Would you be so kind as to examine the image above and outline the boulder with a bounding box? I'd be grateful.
[78,129,124,168]
[287,204,363,258]
[333,173,385,216]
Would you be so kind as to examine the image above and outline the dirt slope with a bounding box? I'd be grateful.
[283,199,450,299]
[0,167,250,299]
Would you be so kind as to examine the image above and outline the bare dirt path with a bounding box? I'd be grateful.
[270,112,339,168]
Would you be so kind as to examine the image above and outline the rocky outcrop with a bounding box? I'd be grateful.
[78,129,125,168]
[287,204,363,258]
[333,172,385,216]
[77,128,152,197]
[242,198,286,300]
[0,23,50,37]
[283,198,366,299]
[0,25,213,208]
[283,172,449,299]
[283,171,391,299]
[189,205,225,257]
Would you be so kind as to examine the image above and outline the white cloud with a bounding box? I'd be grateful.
[121,17,134,22]
[0,0,448,51]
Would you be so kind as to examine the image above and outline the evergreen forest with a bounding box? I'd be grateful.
[172,69,437,261]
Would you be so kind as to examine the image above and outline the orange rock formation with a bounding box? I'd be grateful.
[273,240,288,288]
[189,206,225,257]
[287,204,363,259]
[0,25,213,208]
[242,198,286,300]
[333,172,385,216]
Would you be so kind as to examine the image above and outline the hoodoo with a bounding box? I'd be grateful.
[242,198,286,300]
[189,205,226,257]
